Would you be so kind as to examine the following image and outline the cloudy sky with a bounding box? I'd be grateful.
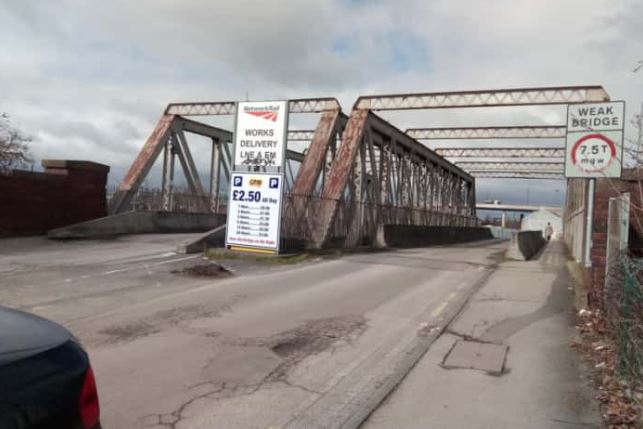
[1,0,642,206]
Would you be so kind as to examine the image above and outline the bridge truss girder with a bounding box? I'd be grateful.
[165,98,340,116]
[109,97,341,215]
[469,171,566,180]
[406,125,567,140]
[304,109,477,248]
[434,147,565,158]
[455,161,564,173]
[109,115,233,214]
[355,86,609,110]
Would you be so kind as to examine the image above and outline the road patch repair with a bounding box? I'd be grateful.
[442,340,508,374]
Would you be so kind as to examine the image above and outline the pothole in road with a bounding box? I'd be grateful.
[272,336,314,357]
[224,316,368,382]
[269,317,366,357]
[97,304,231,345]
[267,316,367,381]
[171,263,232,278]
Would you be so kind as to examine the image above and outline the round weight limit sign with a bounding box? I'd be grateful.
[570,133,617,174]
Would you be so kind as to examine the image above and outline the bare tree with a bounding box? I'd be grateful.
[634,59,643,73]
[0,113,33,172]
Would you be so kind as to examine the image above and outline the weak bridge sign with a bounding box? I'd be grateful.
[565,101,625,178]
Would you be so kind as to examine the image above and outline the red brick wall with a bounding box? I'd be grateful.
[588,169,643,307]
[0,160,110,236]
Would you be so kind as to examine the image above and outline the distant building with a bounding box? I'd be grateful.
[521,208,562,239]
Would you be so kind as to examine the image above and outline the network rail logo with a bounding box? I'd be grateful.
[244,105,280,122]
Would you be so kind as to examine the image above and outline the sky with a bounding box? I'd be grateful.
[1,0,642,206]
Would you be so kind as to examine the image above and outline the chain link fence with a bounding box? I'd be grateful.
[605,254,643,386]
[604,192,643,386]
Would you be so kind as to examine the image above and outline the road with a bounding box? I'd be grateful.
[0,234,505,429]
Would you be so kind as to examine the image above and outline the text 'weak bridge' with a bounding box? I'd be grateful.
[110,85,609,249]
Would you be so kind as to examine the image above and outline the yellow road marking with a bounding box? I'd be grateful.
[432,291,458,317]
[229,246,276,255]
[431,301,449,317]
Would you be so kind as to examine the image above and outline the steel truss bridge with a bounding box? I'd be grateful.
[110,85,610,248]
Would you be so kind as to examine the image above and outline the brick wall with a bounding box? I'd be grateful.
[0,160,110,236]
[588,169,643,306]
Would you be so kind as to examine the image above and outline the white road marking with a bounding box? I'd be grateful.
[99,255,199,276]
[154,255,200,265]
[101,268,130,275]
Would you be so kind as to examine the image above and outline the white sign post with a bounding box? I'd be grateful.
[565,101,625,178]
[225,172,284,253]
[233,100,288,168]
[564,100,625,268]
[226,100,288,254]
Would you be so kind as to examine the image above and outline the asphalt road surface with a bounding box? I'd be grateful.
[0,234,505,429]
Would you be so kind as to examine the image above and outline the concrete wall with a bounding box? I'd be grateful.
[506,230,546,261]
[377,225,493,248]
[0,160,109,237]
[49,211,226,239]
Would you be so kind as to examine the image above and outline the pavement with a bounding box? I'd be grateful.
[362,240,601,429]
[0,234,505,429]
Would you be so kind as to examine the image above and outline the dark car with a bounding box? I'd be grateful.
[0,306,100,429]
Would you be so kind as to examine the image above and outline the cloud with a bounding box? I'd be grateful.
[1,0,642,204]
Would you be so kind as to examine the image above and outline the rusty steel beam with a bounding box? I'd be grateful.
[177,116,232,141]
[457,161,564,173]
[311,109,369,247]
[290,110,346,197]
[368,113,472,180]
[471,171,566,180]
[110,115,245,214]
[286,150,306,163]
[173,129,209,211]
[109,114,175,214]
[310,109,477,248]
[435,147,565,158]
[165,97,341,116]
[406,125,567,140]
[355,86,609,110]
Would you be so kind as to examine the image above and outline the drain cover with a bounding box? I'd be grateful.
[442,340,508,374]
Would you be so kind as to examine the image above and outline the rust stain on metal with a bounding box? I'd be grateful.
[291,110,340,196]
[322,110,369,200]
[310,109,369,247]
[109,114,175,213]
[120,115,175,191]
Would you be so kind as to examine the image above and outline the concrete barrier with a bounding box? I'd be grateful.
[485,226,518,240]
[376,225,493,248]
[48,211,226,239]
[176,224,227,254]
[505,230,546,261]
